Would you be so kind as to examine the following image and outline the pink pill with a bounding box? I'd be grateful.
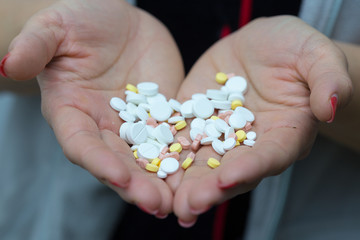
[186,152,196,160]
[218,113,227,120]
[161,146,169,155]
[225,115,230,124]
[146,117,158,127]
[191,139,201,152]
[178,136,191,150]
[136,158,148,169]
[244,122,252,131]
[170,125,178,135]
[165,151,180,161]
[159,153,166,160]
[195,134,203,141]
[228,132,237,140]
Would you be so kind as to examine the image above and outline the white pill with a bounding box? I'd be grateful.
[159,157,179,174]
[218,109,233,115]
[223,138,236,151]
[192,98,214,119]
[127,122,148,145]
[190,127,204,141]
[130,145,139,151]
[169,99,182,112]
[136,106,149,121]
[146,125,156,139]
[180,100,194,118]
[119,122,132,141]
[119,111,136,122]
[110,97,126,111]
[125,90,134,95]
[146,138,163,149]
[126,92,147,105]
[200,136,216,145]
[228,113,247,129]
[137,82,159,96]
[224,127,235,139]
[154,124,174,145]
[150,101,173,121]
[220,86,230,94]
[137,142,160,160]
[234,107,255,122]
[138,103,150,112]
[147,93,167,105]
[206,89,228,100]
[157,170,167,179]
[244,139,255,147]
[225,76,248,94]
[191,93,208,100]
[205,119,216,125]
[161,122,171,129]
[214,118,230,133]
[126,102,138,116]
[228,92,245,102]
[205,124,222,138]
[168,116,185,124]
[246,131,257,141]
[211,100,232,110]
[191,118,206,131]
[212,139,225,155]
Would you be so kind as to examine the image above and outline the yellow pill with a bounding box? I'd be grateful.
[231,100,243,110]
[126,83,138,93]
[145,163,159,173]
[133,150,138,159]
[182,157,194,170]
[207,157,221,169]
[210,115,220,120]
[235,140,240,146]
[236,130,246,142]
[151,158,161,166]
[175,120,187,130]
[215,72,228,85]
[170,143,182,153]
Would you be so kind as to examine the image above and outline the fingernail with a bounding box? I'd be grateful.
[178,219,196,228]
[137,204,159,215]
[0,53,10,78]
[327,94,338,123]
[190,205,210,215]
[155,213,168,219]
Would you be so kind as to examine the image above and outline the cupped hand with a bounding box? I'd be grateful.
[3,0,184,217]
[172,15,352,225]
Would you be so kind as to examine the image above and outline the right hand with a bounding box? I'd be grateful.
[2,0,184,217]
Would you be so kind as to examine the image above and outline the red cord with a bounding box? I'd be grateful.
[239,0,253,27]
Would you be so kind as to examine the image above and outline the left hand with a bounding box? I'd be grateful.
[171,15,353,226]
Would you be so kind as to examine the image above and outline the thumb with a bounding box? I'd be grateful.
[1,9,64,80]
[304,42,353,123]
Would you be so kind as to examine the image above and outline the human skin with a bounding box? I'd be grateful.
[1,0,357,226]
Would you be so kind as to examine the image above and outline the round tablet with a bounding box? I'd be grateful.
[246,131,257,141]
[205,124,222,138]
[168,116,185,124]
[110,97,126,111]
[244,139,255,147]
[126,122,148,145]
[137,142,160,160]
[225,76,248,94]
[147,93,167,105]
[157,170,168,179]
[169,99,182,112]
[119,111,136,122]
[126,92,147,105]
[159,157,180,174]
[211,100,232,110]
[119,122,132,142]
[212,139,225,155]
[150,101,173,121]
[136,106,149,121]
[206,89,228,100]
[214,118,230,133]
[191,118,206,131]
[191,93,208,100]
[190,127,204,141]
[154,124,174,145]
[180,100,194,118]
[200,136,216,145]
[137,82,159,96]
[192,98,214,119]
[223,138,236,150]
[228,113,246,129]
[234,107,255,122]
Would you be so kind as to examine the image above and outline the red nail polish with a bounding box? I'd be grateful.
[327,95,338,123]
[0,53,10,78]
[218,182,237,189]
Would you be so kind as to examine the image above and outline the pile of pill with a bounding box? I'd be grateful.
[109,72,257,179]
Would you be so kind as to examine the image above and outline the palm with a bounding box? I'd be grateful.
[173,16,348,223]
[33,0,183,215]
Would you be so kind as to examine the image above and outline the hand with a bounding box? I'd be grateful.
[3,0,184,217]
[172,16,352,225]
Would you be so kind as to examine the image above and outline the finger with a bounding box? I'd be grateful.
[298,39,353,123]
[3,8,64,80]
